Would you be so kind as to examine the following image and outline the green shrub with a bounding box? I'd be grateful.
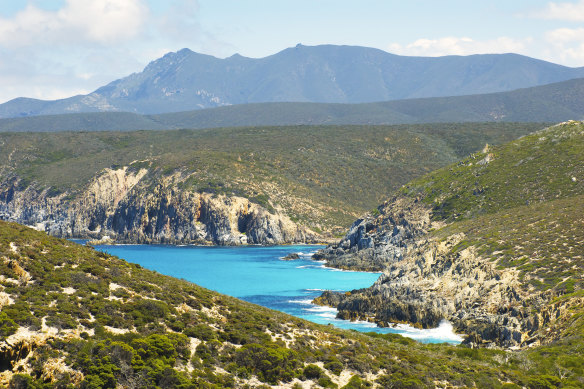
[325,360,344,375]
[525,375,562,389]
[318,374,338,388]
[303,364,323,379]
[8,374,36,389]
[342,375,371,388]
[235,343,299,384]
[184,324,216,340]
[0,312,18,338]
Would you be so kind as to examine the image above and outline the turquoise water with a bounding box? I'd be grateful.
[95,243,462,344]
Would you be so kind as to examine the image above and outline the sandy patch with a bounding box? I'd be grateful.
[103,326,130,335]
[62,287,76,295]
[0,291,14,308]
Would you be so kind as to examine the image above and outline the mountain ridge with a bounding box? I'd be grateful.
[2,77,584,132]
[2,44,584,118]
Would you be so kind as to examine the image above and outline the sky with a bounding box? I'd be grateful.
[1,0,584,103]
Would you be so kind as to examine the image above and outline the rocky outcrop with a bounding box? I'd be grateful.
[315,232,532,347]
[0,167,316,245]
[313,195,438,271]
[312,194,578,348]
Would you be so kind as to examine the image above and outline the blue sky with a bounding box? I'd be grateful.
[1,0,584,103]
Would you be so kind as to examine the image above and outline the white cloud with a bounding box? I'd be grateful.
[0,0,210,103]
[388,36,529,57]
[526,1,584,65]
[545,27,584,64]
[533,0,584,21]
[547,27,584,42]
[0,0,148,47]
[157,0,200,40]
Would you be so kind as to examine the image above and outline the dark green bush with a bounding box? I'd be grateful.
[325,359,344,375]
[303,364,323,379]
[235,343,299,384]
[0,312,18,338]
[342,375,371,388]
[184,324,216,341]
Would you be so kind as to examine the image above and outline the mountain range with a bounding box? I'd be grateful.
[2,44,584,118]
[2,77,584,132]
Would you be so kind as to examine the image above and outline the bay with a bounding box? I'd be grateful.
[95,243,463,344]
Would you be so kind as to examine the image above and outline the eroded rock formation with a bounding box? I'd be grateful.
[0,167,316,245]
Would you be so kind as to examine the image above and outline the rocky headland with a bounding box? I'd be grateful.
[0,167,316,245]
[313,122,584,349]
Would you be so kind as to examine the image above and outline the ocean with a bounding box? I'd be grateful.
[94,243,462,344]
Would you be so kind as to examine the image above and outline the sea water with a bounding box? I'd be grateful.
[94,243,462,344]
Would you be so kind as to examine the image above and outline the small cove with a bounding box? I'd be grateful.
[94,243,463,344]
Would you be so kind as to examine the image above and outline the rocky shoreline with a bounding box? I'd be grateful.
[310,193,575,349]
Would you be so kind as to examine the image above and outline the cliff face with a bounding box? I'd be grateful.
[314,216,527,348]
[313,195,437,271]
[0,167,315,245]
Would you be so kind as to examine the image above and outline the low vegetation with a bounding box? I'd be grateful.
[1,220,583,387]
[1,77,583,133]
[0,122,544,235]
[400,121,584,295]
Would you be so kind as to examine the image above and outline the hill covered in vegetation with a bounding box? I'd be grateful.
[0,123,543,243]
[2,77,584,132]
[314,121,584,355]
[1,220,582,388]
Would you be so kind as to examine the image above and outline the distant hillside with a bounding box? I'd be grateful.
[0,111,168,132]
[0,123,543,242]
[3,77,584,132]
[1,44,584,118]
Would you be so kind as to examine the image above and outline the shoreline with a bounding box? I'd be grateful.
[290,293,464,344]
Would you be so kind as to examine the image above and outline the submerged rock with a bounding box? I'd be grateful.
[282,253,300,260]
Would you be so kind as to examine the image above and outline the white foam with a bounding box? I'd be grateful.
[298,250,318,257]
[296,264,326,269]
[391,320,464,343]
[301,302,462,343]
[305,305,337,313]
[317,312,337,319]
[287,298,314,305]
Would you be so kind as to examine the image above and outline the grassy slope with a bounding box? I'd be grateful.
[359,122,584,371]
[0,123,544,234]
[0,112,168,133]
[1,220,582,388]
[152,78,584,128]
[398,121,584,294]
